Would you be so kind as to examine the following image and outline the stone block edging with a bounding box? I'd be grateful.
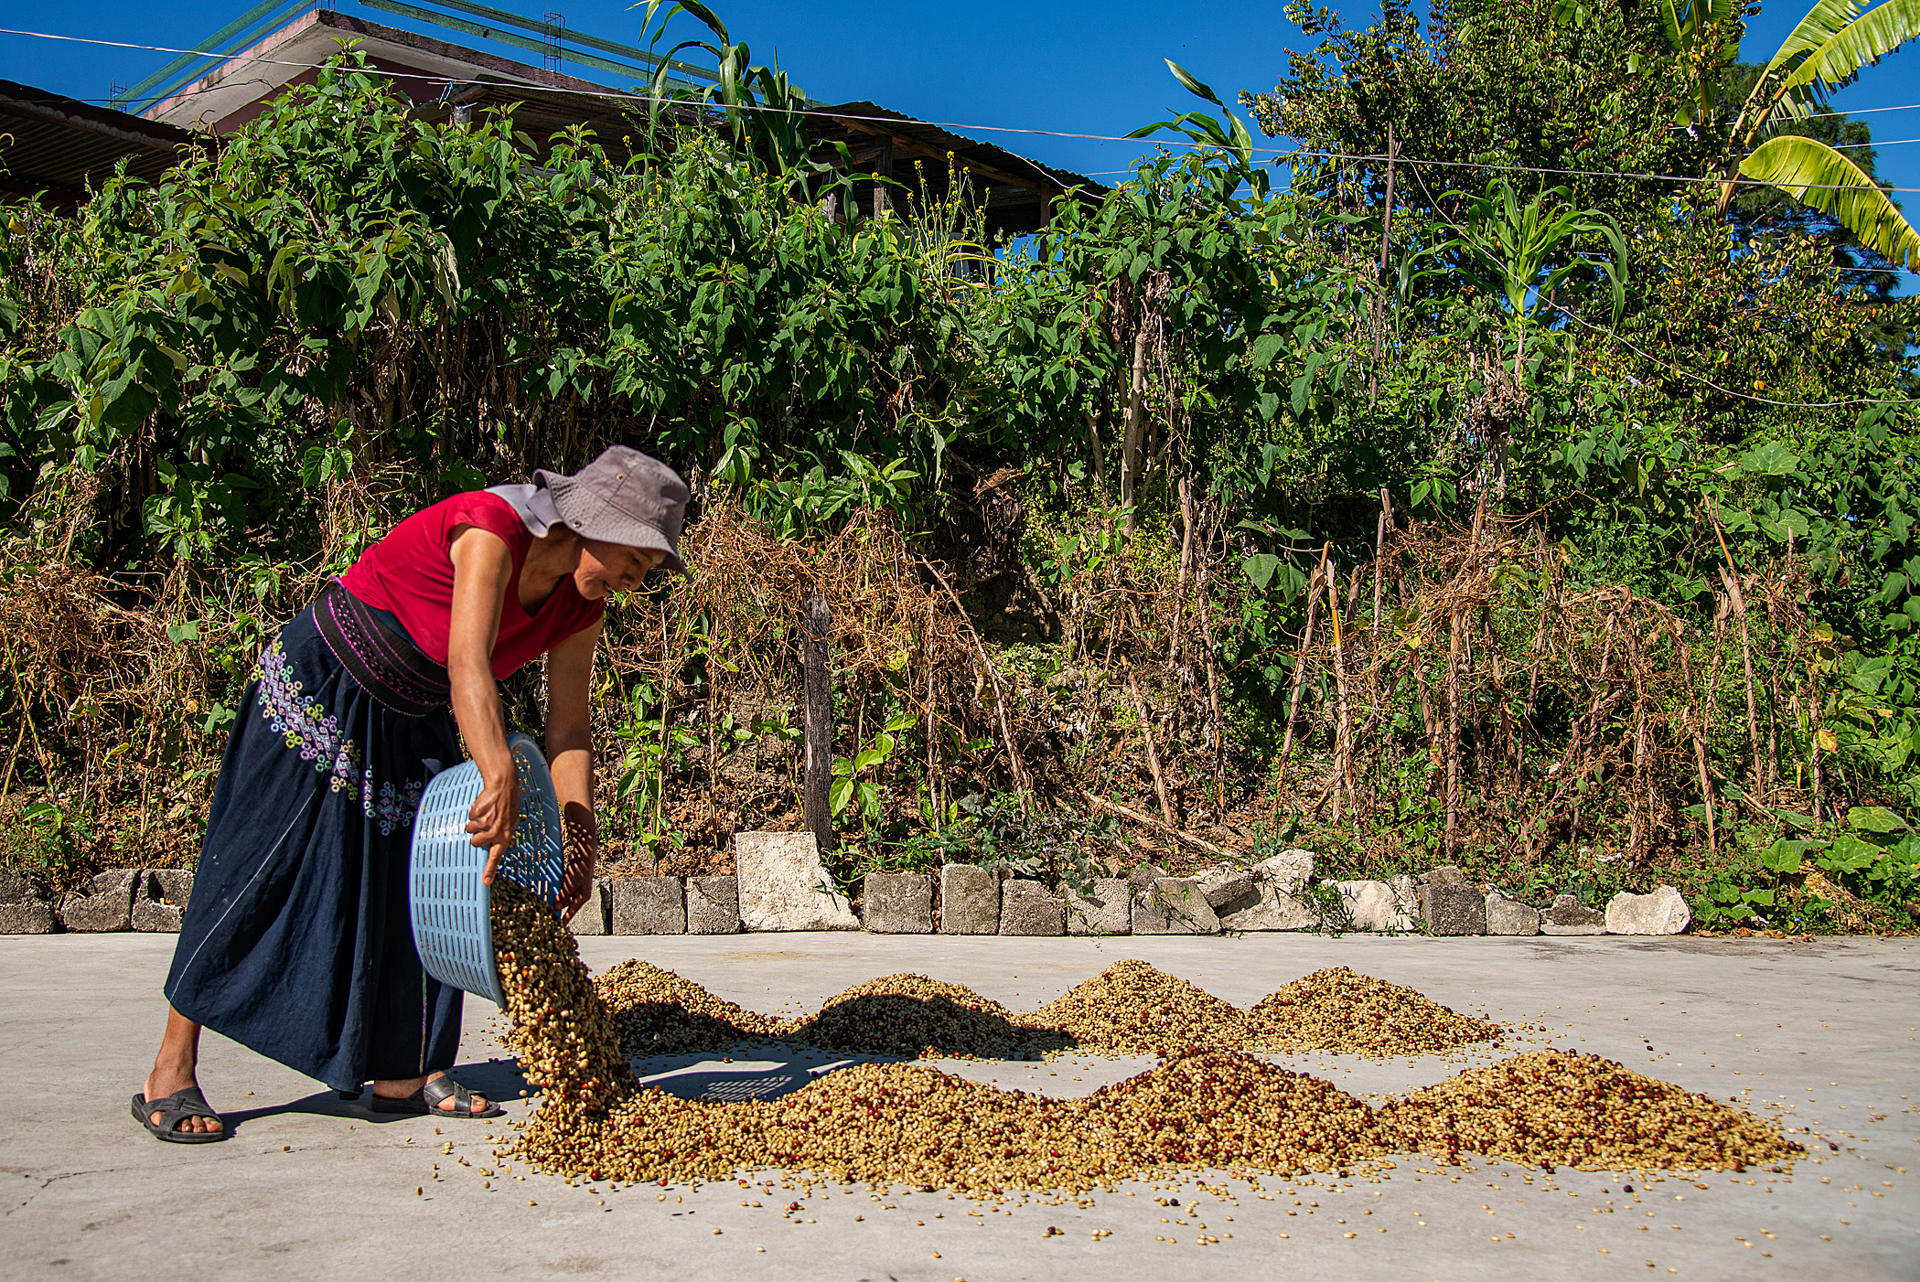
[0,859,1696,941]
[862,872,934,934]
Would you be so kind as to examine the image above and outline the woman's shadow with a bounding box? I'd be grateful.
[217,1056,535,1132]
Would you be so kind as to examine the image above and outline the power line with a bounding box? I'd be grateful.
[1541,295,1920,408]
[1796,102,1920,121]
[1303,149,1920,195]
[6,24,1920,196]
[1830,136,1920,151]
[1399,158,1920,410]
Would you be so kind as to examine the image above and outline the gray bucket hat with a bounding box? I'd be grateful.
[533,446,689,576]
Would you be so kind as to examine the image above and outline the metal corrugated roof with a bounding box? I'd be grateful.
[0,80,201,206]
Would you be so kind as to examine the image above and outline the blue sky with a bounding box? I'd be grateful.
[3,0,1917,254]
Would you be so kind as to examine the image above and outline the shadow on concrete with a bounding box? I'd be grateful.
[632,1043,887,1102]
[216,1056,532,1132]
[781,993,1075,1060]
[616,995,1077,1061]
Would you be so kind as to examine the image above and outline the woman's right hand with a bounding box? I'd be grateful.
[466,764,522,886]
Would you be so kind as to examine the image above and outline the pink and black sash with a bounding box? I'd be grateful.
[313,579,451,717]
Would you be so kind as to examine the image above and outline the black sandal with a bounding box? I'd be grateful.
[132,1087,228,1144]
[369,1075,503,1118]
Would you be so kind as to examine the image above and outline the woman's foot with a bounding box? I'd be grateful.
[145,1010,221,1136]
[137,1067,224,1140]
[370,1072,497,1116]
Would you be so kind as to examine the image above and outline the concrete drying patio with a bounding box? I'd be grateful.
[5,932,1917,1281]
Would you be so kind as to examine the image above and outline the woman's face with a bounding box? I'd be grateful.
[573,538,667,599]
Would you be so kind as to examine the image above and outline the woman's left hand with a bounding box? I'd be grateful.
[544,620,601,922]
[558,803,597,921]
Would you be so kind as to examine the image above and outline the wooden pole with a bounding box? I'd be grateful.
[1369,488,1391,715]
[1121,328,1151,529]
[1126,667,1177,830]
[1707,515,1767,804]
[801,591,835,855]
[1444,605,1463,853]
[1196,581,1228,810]
[1276,545,1331,779]
[1327,555,1357,823]
[1719,564,1765,805]
[1369,124,1398,403]
[1169,475,1194,668]
[919,557,1029,806]
[872,136,894,218]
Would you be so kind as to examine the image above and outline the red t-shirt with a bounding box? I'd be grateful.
[340,491,604,679]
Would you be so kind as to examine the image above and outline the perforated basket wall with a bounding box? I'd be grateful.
[409,733,565,1006]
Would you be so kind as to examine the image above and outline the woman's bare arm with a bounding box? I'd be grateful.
[447,524,518,884]
[544,618,601,918]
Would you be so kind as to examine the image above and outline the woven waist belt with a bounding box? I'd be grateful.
[313,579,452,717]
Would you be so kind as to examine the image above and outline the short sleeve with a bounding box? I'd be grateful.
[439,493,524,553]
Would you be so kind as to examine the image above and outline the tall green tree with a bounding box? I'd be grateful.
[1251,0,1713,217]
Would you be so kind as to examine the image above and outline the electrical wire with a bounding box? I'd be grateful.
[1832,136,1920,150]
[1541,295,1920,407]
[6,24,1920,195]
[1398,157,1920,409]
[1800,102,1920,120]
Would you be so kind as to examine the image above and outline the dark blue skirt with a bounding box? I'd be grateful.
[165,600,464,1092]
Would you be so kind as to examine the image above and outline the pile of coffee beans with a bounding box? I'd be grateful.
[785,973,1060,1059]
[1375,1049,1804,1171]
[1018,959,1260,1055]
[486,907,1794,1190]
[597,958,781,1058]
[1250,966,1503,1058]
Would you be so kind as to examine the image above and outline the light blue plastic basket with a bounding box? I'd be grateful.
[409,733,565,1006]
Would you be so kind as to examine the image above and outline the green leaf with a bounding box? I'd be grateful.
[1738,135,1920,270]
[828,776,854,816]
[1848,804,1907,832]
[1775,0,1920,103]
[1164,59,1224,106]
[1739,440,1803,476]
[1761,840,1806,874]
[1243,553,1282,590]
[1818,833,1879,873]
[1250,332,1288,369]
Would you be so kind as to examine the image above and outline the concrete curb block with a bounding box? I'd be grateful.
[609,876,686,935]
[1132,878,1219,935]
[0,858,1685,939]
[862,873,934,934]
[0,868,56,934]
[567,880,610,936]
[937,864,998,934]
[998,879,1065,936]
[1065,878,1131,935]
[686,876,739,934]
[58,870,137,933]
